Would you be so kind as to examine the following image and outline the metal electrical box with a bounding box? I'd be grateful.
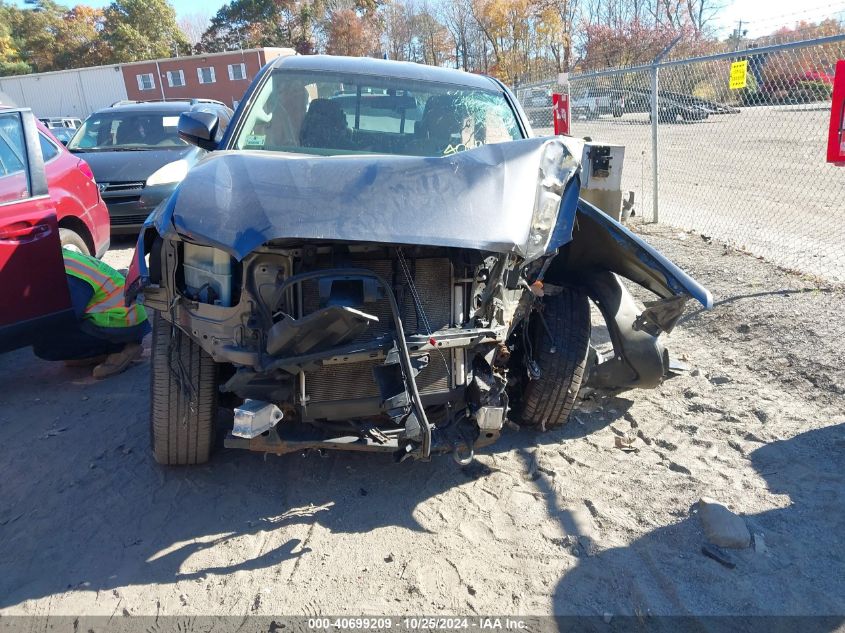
[580,142,626,221]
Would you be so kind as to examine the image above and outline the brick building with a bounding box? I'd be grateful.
[0,47,295,118]
[122,48,294,109]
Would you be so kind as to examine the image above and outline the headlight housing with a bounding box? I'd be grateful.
[146,159,190,187]
[523,140,579,262]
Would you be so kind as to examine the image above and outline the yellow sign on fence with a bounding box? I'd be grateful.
[730,60,748,90]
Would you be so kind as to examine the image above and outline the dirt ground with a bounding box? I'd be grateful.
[0,226,843,623]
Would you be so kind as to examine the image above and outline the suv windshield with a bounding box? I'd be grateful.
[68,112,187,151]
[233,70,523,157]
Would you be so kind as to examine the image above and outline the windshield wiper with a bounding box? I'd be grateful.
[69,147,150,152]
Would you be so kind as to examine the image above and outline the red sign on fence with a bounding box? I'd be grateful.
[828,60,845,166]
[552,92,570,136]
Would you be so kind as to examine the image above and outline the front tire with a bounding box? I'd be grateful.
[521,290,591,431]
[150,312,218,465]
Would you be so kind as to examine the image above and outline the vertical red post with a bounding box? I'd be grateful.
[828,59,845,166]
[552,92,570,136]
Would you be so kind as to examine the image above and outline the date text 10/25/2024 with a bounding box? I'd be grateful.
[307,618,529,630]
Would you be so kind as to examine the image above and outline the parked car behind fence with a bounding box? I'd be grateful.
[515,33,845,282]
[39,117,82,130]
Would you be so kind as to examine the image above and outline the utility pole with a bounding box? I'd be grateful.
[650,34,682,224]
[733,20,747,51]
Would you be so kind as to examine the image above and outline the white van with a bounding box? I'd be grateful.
[39,117,83,130]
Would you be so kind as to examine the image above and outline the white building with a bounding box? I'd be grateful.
[0,64,128,118]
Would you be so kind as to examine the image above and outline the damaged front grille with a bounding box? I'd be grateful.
[300,257,452,339]
[300,257,453,407]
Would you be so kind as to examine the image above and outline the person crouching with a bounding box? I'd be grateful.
[32,249,150,379]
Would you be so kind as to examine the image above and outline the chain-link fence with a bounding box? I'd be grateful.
[516,35,845,283]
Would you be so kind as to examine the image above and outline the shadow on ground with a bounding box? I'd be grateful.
[551,422,845,618]
[0,349,629,609]
[3,345,842,619]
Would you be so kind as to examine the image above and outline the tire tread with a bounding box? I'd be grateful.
[150,312,217,465]
[521,290,591,431]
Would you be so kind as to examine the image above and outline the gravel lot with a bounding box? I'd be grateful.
[0,225,843,625]
[538,104,845,282]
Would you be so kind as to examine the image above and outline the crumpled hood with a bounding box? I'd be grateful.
[155,137,581,261]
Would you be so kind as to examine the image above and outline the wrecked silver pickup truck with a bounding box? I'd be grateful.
[126,55,712,466]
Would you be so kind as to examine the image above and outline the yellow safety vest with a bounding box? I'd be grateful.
[62,248,147,329]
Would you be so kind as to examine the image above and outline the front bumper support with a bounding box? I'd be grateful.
[267,267,435,458]
[584,272,676,392]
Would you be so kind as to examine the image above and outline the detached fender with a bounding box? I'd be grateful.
[542,200,712,393]
[583,271,669,391]
[547,199,713,310]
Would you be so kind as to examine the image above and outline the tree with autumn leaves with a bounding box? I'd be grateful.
[1,0,188,75]
[1,0,842,82]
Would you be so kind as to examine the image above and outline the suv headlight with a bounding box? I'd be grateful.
[523,140,579,262]
[146,159,190,186]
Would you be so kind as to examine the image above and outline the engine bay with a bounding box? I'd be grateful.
[147,239,534,461]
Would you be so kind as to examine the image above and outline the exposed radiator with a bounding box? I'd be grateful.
[306,354,452,402]
[302,257,453,404]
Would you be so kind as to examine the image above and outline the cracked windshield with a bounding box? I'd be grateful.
[234,70,523,157]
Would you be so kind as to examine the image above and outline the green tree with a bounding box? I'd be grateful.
[0,5,32,75]
[2,0,66,73]
[199,0,298,53]
[54,5,110,69]
[104,0,188,62]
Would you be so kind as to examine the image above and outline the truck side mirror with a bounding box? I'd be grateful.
[178,111,219,151]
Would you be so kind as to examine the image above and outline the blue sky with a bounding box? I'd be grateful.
[9,0,845,37]
[713,0,845,37]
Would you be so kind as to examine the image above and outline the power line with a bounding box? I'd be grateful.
[744,2,844,30]
[715,1,845,38]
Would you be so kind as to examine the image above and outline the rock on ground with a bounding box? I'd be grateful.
[698,497,751,549]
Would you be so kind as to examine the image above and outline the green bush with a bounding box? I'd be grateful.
[0,61,32,77]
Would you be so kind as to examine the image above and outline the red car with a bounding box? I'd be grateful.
[40,117,110,256]
[0,107,110,352]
